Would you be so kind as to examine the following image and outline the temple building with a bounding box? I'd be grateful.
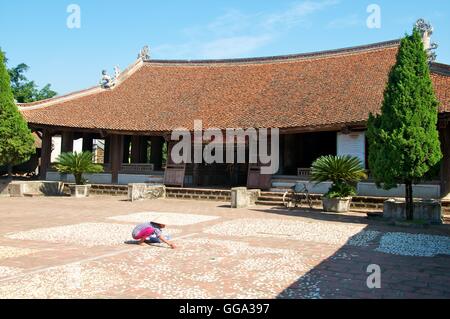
[17,33,450,199]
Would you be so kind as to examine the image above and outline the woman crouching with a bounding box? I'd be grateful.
[132,220,176,249]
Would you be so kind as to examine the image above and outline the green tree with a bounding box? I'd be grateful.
[0,51,36,176]
[367,28,442,220]
[8,63,57,103]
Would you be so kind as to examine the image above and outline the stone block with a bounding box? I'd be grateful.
[231,187,260,208]
[128,183,166,202]
[383,199,443,224]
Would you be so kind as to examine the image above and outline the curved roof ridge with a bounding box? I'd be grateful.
[143,39,401,65]
[18,59,144,110]
[431,62,450,76]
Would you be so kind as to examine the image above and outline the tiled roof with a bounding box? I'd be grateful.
[19,40,450,133]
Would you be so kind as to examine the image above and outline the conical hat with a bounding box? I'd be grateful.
[150,215,173,226]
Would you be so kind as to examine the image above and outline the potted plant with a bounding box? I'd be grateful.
[311,155,367,213]
[54,151,103,198]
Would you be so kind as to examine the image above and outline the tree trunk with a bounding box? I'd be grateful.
[405,181,414,221]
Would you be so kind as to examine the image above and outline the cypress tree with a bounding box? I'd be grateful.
[0,50,35,177]
[367,27,442,220]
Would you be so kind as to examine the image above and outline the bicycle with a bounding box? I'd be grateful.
[283,182,313,209]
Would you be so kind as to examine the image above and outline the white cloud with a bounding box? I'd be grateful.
[263,0,340,29]
[200,35,273,59]
[327,14,363,29]
[153,0,340,59]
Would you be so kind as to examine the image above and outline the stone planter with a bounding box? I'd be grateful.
[322,197,352,213]
[69,184,91,198]
[383,199,442,224]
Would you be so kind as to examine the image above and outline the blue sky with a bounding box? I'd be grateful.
[0,0,449,95]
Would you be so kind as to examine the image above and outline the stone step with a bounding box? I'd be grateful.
[255,200,284,206]
[23,192,45,198]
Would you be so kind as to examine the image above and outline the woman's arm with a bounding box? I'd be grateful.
[158,235,176,249]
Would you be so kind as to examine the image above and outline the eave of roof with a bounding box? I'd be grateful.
[17,39,450,133]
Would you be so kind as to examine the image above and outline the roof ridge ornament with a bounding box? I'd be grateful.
[99,65,121,89]
[138,45,150,60]
[415,19,438,62]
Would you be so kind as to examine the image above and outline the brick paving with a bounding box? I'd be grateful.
[0,196,449,299]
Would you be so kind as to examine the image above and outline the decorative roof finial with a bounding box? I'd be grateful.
[114,65,121,79]
[415,19,438,62]
[138,45,150,60]
[100,70,115,89]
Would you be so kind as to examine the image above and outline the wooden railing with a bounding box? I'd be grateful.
[120,163,155,175]
[297,168,372,181]
[297,168,311,180]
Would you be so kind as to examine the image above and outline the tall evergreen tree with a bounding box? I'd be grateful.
[367,27,442,220]
[0,51,36,176]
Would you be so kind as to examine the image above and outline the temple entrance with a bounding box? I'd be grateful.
[281,131,337,176]
[192,163,248,188]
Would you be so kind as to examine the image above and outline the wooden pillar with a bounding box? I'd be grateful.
[440,125,450,198]
[104,136,110,164]
[61,131,74,153]
[130,136,140,164]
[150,136,164,170]
[39,129,52,180]
[82,134,94,152]
[110,135,123,184]
[123,136,131,164]
[139,137,149,163]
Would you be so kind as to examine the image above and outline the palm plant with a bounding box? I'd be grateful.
[311,155,367,198]
[54,151,103,185]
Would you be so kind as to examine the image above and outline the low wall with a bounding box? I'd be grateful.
[118,174,163,185]
[47,172,164,186]
[47,172,112,184]
[357,182,440,199]
[272,179,440,200]
[166,188,231,202]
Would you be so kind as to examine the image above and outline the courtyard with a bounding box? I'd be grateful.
[0,196,449,299]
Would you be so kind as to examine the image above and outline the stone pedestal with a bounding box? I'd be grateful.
[128,183,166,202]
[69,184,91,198]
[231,187,260,208]
[383,199,443,224]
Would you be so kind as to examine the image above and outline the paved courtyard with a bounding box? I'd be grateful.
[0,196,449,299]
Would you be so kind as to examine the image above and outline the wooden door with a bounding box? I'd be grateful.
[247,164,272,190]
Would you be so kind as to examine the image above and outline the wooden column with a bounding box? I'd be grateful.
[123,136,131,164]
[103,136,111,164]
[139,137,149,163]
[130,136,141,164]
[150,136,164,170]
[61,131,74,153]
[110,135,123,184]
[39,129,52,180]
[440,125,450,198]
[82,134,94,152]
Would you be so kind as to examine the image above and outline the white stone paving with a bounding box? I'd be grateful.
[0,246,41,259]
[6,223,181,247]
[204,218,380,246]
[376,232,450,257]
[108,212,220,225]
[0,266,22,279]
